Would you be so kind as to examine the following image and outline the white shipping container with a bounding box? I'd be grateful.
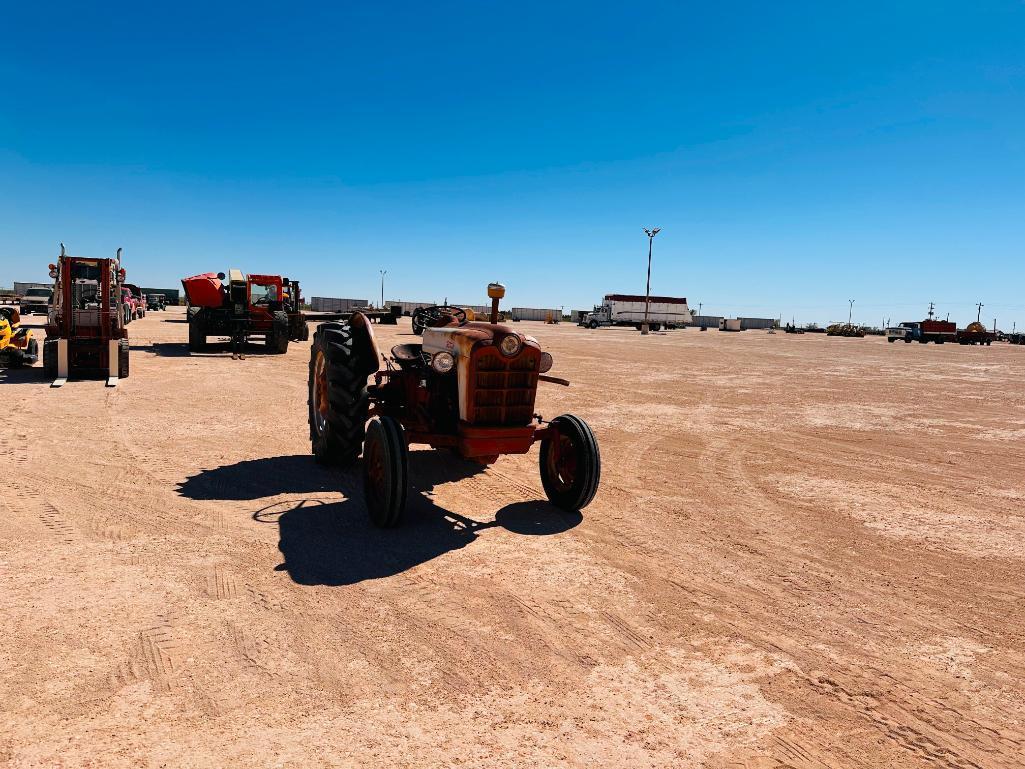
[511,307,560,321]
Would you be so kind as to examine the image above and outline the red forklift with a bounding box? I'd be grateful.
[43,244,130,387]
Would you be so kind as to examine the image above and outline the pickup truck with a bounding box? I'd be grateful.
[20,287,53,315]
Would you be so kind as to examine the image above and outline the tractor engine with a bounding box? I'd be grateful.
[420,324,543,427]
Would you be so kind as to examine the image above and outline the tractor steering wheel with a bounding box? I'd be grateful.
[411,305,467,335]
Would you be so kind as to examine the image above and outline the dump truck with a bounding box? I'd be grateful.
[887,319,957,343]
[887,306,958,344]
[581,294,692,331]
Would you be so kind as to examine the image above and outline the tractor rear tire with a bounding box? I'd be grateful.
[43,339,57,378]
[362,416,408,528]
[308,322,370,466]
[540,414,601,512]
[118,338,130,379]
[270,311,290,354]
[188,312,206,352]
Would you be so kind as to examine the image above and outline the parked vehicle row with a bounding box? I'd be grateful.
[885,306,995,346]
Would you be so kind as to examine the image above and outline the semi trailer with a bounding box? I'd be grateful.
[581,294,692,331]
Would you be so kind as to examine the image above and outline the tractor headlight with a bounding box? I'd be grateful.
[539,352,553,373]
[499,334,522,357]
[431,351,455,374]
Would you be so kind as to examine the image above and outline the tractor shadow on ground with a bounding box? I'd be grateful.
[178,454,340,500]
[179,452,580,585]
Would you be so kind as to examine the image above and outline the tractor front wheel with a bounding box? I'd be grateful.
[308,322,370,466]
[270,311,290,354]
[363,416,408,528]
[540,414,601,512]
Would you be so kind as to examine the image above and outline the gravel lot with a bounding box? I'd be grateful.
[2,307,1023,768]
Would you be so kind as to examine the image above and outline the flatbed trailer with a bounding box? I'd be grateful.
[305,307,401,325]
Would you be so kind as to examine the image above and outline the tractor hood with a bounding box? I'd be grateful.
[181,273,227,308]
[422,322,538,358]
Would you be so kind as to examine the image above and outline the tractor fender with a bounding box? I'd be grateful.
[348,311,381,376]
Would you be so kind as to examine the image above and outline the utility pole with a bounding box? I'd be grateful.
[927,302,935,320]
[848,299,855,325]
[379,270,387,309]
[642,227,661,334]
[976,302,984,323]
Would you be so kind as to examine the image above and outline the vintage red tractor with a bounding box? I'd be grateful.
[43,244,130,386]
[308,282,600,526]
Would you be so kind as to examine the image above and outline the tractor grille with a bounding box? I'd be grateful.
[469,346,540,425]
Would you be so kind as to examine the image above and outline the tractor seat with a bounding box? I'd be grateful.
[391,343,425,365]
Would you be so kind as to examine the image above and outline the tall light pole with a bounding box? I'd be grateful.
[379,270,387,309]
[848,299,855,325]
[642,227,661,334]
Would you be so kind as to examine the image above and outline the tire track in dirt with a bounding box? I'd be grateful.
[581,440,1024,769]
[112,611,183,694]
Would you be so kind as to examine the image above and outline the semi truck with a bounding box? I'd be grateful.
[581,294,692,331]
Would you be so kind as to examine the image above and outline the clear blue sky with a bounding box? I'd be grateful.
[2,1,1023,326]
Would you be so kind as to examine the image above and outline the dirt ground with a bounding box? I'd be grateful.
[2,307,1023,768]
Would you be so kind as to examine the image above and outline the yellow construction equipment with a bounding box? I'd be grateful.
[0,307,39,367]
